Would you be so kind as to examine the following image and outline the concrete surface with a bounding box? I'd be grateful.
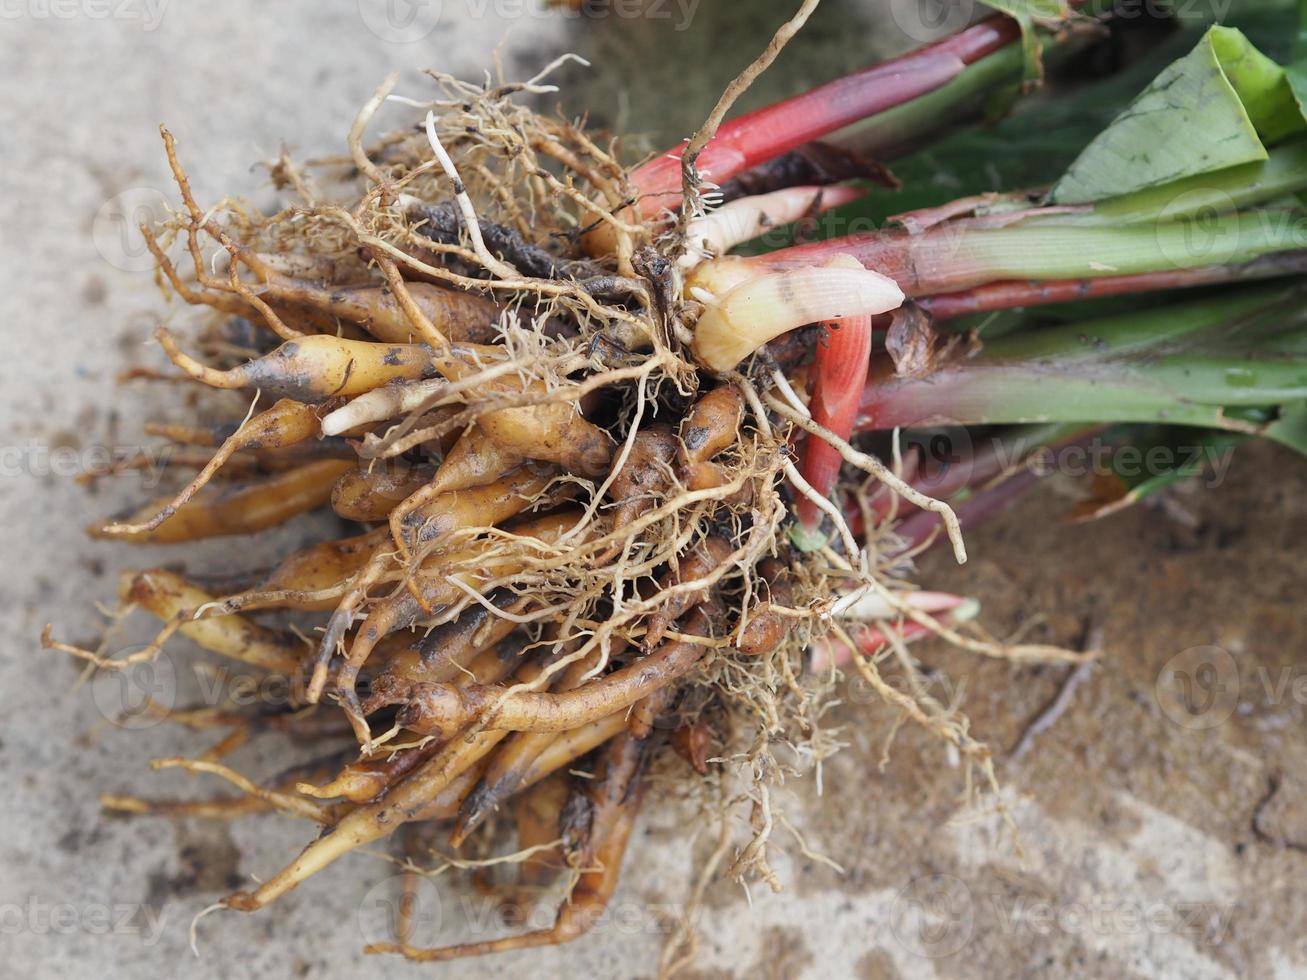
[2,2,1306,978]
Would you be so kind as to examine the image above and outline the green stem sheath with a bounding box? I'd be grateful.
[857,285,1307,431]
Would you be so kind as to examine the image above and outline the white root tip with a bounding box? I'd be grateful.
[322,378,443,435]
[691,254,904,372]
[831,588,968,622]
[678,185,865,272]
[684,254,755,298]
[320,402,362,436]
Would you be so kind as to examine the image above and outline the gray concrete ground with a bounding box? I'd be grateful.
[3,2,1306,978]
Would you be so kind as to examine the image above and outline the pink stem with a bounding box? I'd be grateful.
[630,17,1022,217]
[917,252,1307,320]
[808,592,969,672]
[795,314,872,531]
[894,465,1044,553]
[746,224,951,294]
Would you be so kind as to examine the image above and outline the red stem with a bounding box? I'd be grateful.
[629,16,1022,216]
[845,426,1103,539]
[917,252,1307,320]
[827,619,934,667]
[747,224,947,293]
[893,464,1044,553]
[796,315,872,531]
[808,598,968,672]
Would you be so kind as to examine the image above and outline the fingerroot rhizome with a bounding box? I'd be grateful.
[51,56,1032,965]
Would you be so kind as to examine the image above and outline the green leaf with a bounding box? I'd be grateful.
[1264,400,1307,454]
[762,4,1299,248]
[981,0,1069,16]
[1062,140,1307,226]
[786,522,828,552]
[1050,27,1306,205]
[1213,26,1304,140]
[798,30,1201,243]
[980,0,1071,82]
[1067,427,1244,522]
[1285,0,1307,122]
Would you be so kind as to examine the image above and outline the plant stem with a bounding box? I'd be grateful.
[857,285,1307,431]
[628,16,1024,215]
[757,209,1307,295]
[795,315,871,532]
[854,422,1098,529]
[894,465,1045,554]
[918,250,1307,320]
[830,43,1026,160]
